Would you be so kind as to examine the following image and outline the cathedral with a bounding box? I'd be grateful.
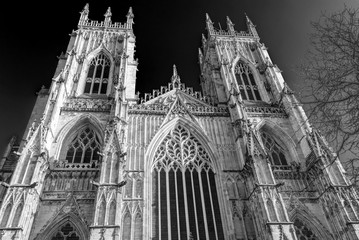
[0,3,359,240]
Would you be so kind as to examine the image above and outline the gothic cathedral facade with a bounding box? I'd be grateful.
[0,4,358,240]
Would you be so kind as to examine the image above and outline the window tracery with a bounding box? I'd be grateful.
[51,222,80,240]
[293,219,318,240]
[151,125,224,239]
[261,132,288,166]
[235,62,261,101]
[65,127,101,164]
[84,53,110,95]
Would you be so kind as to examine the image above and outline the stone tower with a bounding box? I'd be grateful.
[0,4,359,240]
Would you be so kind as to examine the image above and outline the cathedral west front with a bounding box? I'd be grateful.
[0,4,359,240]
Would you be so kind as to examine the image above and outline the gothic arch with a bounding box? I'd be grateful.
[35,213,89,240]
[77,47,114,96]
[144,118,226,239]
[145,117,220,172]
[288,201,334,240]
[255,119,300,164]
[53,114,104,159]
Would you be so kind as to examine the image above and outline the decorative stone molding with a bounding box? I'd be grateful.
[61,98,113,112]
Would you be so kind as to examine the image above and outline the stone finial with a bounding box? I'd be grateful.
[82,3,89,13]
[206,13,213,23]
[171,64,181,87]
[127,7,134,19]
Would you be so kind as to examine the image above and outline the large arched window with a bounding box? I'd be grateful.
[84,53,110,95]
[235,62,261,101]
[65,127,101,164]
[151,125,224,239]
[261,132,288,166]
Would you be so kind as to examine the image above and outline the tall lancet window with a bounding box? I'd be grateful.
[261,132,288,166]
[151,125,224,240]
[84,53,110,94]
[65,127,101,164]
[235,62,261,101]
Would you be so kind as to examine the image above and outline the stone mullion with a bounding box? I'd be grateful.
[174,170,181,240]
[206,170,219,240]
[190,170,200,240]
[182,169,190,239]
[197,169,209,240]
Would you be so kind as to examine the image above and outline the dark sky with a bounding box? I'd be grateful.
[0,0,358,153]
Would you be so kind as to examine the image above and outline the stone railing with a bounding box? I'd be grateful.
[211,29,253,38]
[61,97,113,112]
[51,159,100,170]
[78,20,129,29]
[244,103,288,118]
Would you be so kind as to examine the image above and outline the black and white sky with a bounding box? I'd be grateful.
[0,0,358,153]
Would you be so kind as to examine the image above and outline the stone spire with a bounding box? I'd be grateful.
[126,7,134,28]
[171,64,181,87]
[104,7,112,26]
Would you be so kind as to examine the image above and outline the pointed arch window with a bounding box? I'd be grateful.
[235,62,261,101]
[151,125,224,240]
[84,53,110,95]
[65,127,101,164]
[261,132,288,166]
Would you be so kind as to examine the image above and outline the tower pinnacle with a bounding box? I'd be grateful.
[205,13,214,34]
[79,3,89,25]
[226,16,235,33]
[126,7,134,28]
[104,7,112,26]
[245,13,259,39]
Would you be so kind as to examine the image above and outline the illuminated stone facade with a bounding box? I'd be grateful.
[0,4,358,240]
